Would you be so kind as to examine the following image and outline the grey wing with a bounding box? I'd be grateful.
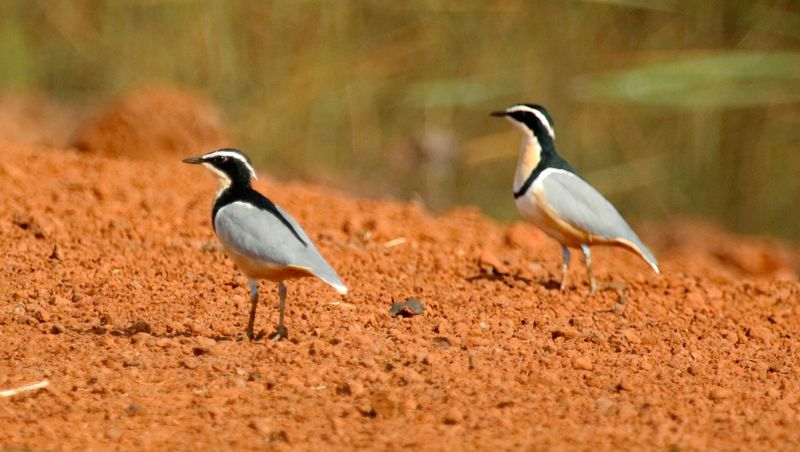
[214,202,347,293]
[541,171,659,272]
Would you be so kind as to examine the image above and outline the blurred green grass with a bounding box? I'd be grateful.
[1,0,798,241]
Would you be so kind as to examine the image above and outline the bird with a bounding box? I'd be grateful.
[490,104,659,293]
[183,148,347,340]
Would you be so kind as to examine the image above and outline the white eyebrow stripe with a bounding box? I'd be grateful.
[505,105,555,139]
[203,150,258,179]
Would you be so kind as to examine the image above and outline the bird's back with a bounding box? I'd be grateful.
[538,169,659,272]
[214,198,347,293]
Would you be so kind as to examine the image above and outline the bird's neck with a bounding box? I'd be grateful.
[513,131,558,194]
[210,176,253,229]
[214,172,252,198]
[514,133,542,192]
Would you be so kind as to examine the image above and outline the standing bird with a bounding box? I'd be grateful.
[183,148,347,340]
[491,104,659,292]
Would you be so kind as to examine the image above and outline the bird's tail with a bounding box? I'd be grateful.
[628,238,660,274]
[637,244,660,274]
[326,278,348,295]
[314,263,348,294]
[616,236,660,274]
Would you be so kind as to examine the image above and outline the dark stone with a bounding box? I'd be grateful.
[389,299,424,318]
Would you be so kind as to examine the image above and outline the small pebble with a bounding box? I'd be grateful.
[710,386,731,401]
[17,314,36,325]
[432,336,451,348]
[127,320,152,335]
[389,299,424,318]
[52,295,70,307]
[249,417,273,434]
[686,292,704,306]
[767,388,781,398]
[402,398,418,413]
[49,244,63,260]
[443,407,463,425]
[371,392,400,418]
[479,250,509,275]
[585,376,604,388]
[747,326,772,342]
[552,327,580,340]
[572,357,593,371]
[596,397,614,412]
[617,378,634,392]
[131,332,151,345]
[34,307,50,323]
[621,328,641,344]
[347,380,366,397]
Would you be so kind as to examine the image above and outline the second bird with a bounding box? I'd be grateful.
[183,148,347,340]
[491,104,659,292]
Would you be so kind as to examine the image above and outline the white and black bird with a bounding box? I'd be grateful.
[183,148,347,340]
[491,104,659,292]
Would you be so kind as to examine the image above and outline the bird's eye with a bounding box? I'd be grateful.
[218,156,228,163]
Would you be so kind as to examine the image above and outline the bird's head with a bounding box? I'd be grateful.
[183,148,257,190]
[491,104,555,142]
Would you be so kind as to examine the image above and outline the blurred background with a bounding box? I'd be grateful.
[1,0,798,241]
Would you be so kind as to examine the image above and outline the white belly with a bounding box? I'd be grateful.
[514,185,577,246]
[515,190,547,226]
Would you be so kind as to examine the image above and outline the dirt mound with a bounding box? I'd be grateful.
[1,142,799,450]
[71,86,230,159]
[653,219,799,282]
[0,92,84,148]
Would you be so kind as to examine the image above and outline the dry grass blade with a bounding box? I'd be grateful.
[0,379,50,398]
[383,237,407,248]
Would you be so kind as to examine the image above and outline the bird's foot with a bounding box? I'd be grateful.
[559,263,569,291]
[588,277,597,294]
[270,325,289,342]
[245,328,267,341]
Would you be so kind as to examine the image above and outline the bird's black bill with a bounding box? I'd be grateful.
[490,111,508,117]
[182,156,203,164]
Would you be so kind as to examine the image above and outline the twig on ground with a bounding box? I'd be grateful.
[383,237,407,248]
[0,380,50,398]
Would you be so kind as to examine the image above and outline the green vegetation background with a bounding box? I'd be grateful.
[1,0,798,241]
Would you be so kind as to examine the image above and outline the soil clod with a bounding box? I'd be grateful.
[127,320,152,335]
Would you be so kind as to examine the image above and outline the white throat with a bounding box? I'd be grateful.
[202,162,232,198]
[507,120,543,194]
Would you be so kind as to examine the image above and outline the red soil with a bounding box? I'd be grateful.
[1,91,799,450]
